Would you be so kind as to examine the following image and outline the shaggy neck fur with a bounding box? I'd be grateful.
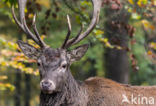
[40,70,88,106]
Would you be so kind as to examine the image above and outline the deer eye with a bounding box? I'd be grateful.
[37,62,41,66]
[62,63,67,69]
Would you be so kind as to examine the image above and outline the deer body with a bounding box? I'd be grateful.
[85,77,156,106]
[12,0,156,106]
[40,75,156,106]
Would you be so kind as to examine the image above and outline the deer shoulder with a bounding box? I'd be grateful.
[83,77,156,106]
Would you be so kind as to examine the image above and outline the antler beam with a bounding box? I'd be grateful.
[11,0,46,48]
[63,0,102,49]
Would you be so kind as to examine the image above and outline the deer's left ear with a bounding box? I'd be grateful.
[17,40,41,60]
[67,44,89,62]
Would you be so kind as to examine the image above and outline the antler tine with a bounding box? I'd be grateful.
[12,5,37,43]
[65,24,83,48]
[12,0,46,48]
[32,14,46,48]
[22,17,40,44]
[11,6,27,35]
[61,15,72,49]
[65,0,102,48]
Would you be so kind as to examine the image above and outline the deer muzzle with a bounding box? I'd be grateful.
[40,79,56,94]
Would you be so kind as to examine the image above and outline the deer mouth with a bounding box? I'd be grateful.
[41,85,56,94]
[40,80,56,94]
[42,89,53,94]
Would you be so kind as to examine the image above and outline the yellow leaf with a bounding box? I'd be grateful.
[36,0,50,8]
[142,20,152,29]
[150,42,156,50]
[34,71,39,76]
[103,38,108,43]
[149,25,155,30]
[142,20,155,30]
[41,35,46,40]
[0,61,7,66]
[128,8,133,13]
[128,0,134,5]
[137,0,148,7]
[147,51,152,55]
[137,0,142,7]
[95,30,104,35]
[0,76,8,80]
[0,83,15,91]
[28,13,34,19]
[152,0,156,6]
[116,46,122,50]
[25,8,28,13]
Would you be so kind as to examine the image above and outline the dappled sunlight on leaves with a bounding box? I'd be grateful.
[137,0,148,7]
[0,83,15,91]
[0,36,39,91]
[0,76,8,80]
[94,30,124,50]
[142,20,155,30]
[149,42,156,50]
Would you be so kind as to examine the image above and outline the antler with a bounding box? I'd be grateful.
[11,0,46,48]
[62,0,102,49]
[61,15,72,49]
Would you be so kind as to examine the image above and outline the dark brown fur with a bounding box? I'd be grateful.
[40,71,156,106]
[85,77,156,106]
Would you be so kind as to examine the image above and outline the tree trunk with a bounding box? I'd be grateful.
[14,32,23,106]
[104,9,130,84]
[14,70,21,106]
[24,74,31,106]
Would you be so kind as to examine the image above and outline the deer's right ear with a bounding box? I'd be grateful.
[17,40,41,60]
[67,44,89,63]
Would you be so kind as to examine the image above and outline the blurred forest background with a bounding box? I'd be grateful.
[0,0,156,106]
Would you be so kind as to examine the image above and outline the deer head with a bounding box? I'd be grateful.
[12,0,102,94]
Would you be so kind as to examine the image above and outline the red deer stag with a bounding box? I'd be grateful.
[12,0,156,106]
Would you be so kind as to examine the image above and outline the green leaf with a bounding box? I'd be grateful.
[131,13,141,20]
[80,1,92,6]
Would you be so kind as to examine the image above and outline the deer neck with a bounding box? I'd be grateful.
[40,70,88,106]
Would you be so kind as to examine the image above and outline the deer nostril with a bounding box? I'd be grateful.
[41,80,56,92]
[44,81,49,84]
[42,81,51,88]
